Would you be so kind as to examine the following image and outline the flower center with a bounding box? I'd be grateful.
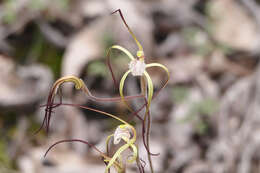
[128,59,146,76]
[113,125,132,144]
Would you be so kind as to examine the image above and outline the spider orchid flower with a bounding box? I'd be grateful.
[107,10,170,115]
[105,124,138,173]
[43,103,138,173]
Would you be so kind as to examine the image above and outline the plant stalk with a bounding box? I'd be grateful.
[140,76,154,173]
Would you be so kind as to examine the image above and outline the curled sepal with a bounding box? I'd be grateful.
[36,75,144,134]
[54,75,84,92]
[35,76,84,134]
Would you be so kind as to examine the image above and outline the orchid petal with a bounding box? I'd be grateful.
[106,134,114,154]
[143,71,153,109]
[108,45,135,60]
[145,63,170,81]
[53,76,84,94]
[127,144,138,163]
[119,70,134,112]
[105,143,131,172]
[146,63,170,98]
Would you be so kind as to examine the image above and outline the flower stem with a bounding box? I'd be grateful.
[141,76,154,173]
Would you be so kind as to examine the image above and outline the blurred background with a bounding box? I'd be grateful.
[1,0,260,172]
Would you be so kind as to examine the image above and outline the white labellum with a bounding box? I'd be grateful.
[114,125,131,145]
[128,59,146,76]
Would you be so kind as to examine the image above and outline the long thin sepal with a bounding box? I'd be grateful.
[112,9,143,52]
[119,70,135,112]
